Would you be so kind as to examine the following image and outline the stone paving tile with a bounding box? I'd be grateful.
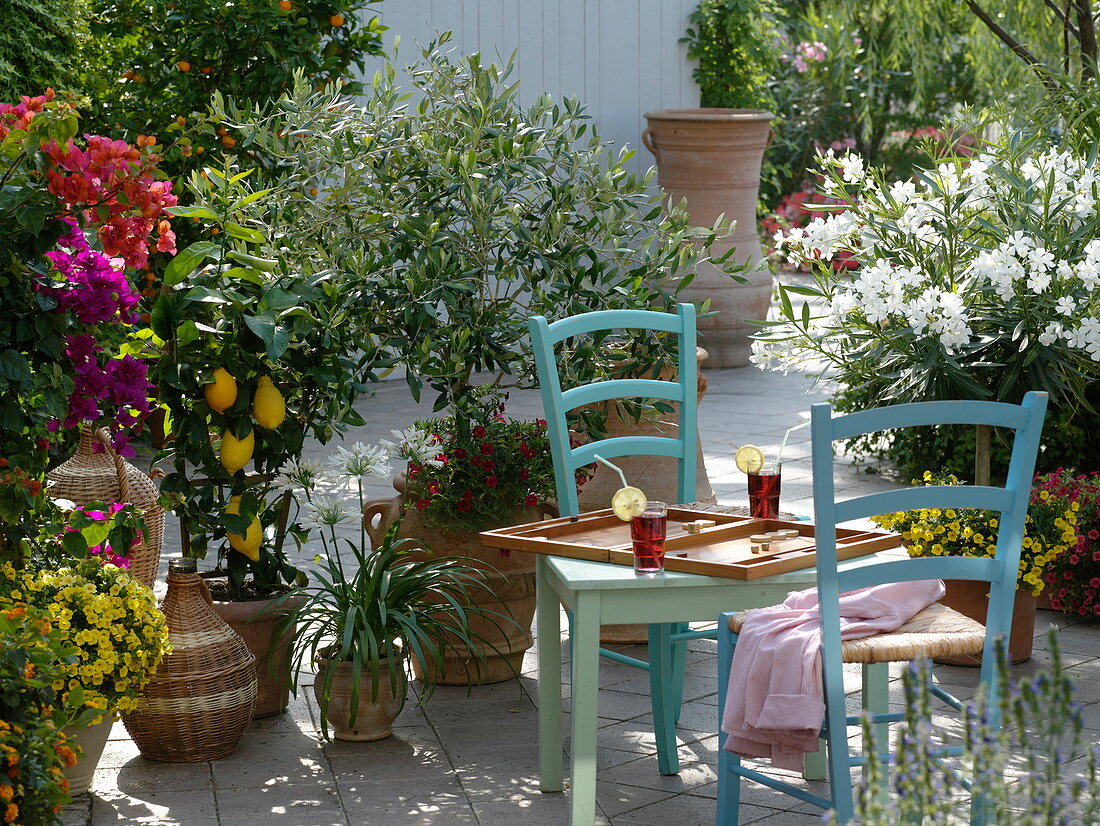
[94,362,1100,825]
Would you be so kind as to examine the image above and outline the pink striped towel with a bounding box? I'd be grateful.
[720,579,945,772]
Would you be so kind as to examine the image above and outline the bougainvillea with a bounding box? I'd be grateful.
[1,90,173,510]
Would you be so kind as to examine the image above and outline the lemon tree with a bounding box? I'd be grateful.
[150,164,386,594]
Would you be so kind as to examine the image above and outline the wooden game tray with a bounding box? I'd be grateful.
[478,507,902,580]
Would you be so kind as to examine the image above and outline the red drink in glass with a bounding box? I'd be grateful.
[630,501,668,576]
[747,469,781,519]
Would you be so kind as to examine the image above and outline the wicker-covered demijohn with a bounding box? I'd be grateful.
[47,425,165,589]
[124,558,257,762]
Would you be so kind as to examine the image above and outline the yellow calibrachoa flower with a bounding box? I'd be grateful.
[872,471,1078,596]
[3,561,170,720]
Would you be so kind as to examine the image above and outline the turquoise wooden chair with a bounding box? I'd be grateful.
[716,392,1048,825]
[529,303,708,774]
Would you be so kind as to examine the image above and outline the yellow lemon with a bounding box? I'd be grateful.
[253,376,286,429]
[611,486,647,522]
[219,429,254,475]
[204,368,237,413]
[225,496,261,561]
[734,445,765,474]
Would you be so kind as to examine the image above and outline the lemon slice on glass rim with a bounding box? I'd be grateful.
[611,486,648,522]
[735,444,766,474]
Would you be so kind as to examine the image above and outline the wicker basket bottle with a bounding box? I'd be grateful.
[124,558,257,761]
[47,425,164,589]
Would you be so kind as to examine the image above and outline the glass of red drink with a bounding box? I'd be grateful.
[630,501,668,576]
[747,467,781,519]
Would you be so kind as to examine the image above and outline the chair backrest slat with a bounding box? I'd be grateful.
[832,485,1015,525]
[528,304,698,517]
[561,378,685,412]
[829,399,1030,441]
[836,554,1003,595]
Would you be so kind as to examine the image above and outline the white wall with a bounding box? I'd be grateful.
[359,0,700,175]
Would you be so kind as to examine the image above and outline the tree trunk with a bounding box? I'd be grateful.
[974,424,992,486]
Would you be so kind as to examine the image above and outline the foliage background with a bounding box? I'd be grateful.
[0,0,88,102]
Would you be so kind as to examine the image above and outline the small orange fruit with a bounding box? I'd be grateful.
[278,0,292,8]
[210,226,221,235]
[195,146,205,154]
[329,13,344,26]
[221,135,236,148]
[176,115,187,126]
[216,126,228,136]
[177,60,191,72]
[200,67,212,75]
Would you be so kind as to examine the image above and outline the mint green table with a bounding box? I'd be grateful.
[536,552,897,826]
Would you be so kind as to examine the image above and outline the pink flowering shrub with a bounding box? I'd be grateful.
[1,90,174,461]
[1041,469,1100,616]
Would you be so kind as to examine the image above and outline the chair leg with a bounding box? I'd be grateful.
[648,622,680,775]
[863,662,890,808]
[716,622,740,826]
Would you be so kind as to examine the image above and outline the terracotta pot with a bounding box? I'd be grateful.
[643,109,774,367]
[363,490,554,685]
[315,655,406,741]
[936,579,1037,665]
[62,716,114,796]
[211,593,304,718]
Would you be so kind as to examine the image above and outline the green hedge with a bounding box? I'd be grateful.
[0,0,88,101]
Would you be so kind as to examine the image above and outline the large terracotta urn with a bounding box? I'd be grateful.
[363,489,556,685]
[643,109,774,367]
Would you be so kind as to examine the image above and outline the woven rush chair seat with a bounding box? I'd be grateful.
[726,601,986,664]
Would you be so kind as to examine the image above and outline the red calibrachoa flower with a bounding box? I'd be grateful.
[1042,469,1100,616]
[389,395,587,536]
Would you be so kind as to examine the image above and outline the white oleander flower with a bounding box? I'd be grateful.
[1055,296,1077,317]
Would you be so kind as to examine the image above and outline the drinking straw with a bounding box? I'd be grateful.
[774,421,810,470]
[593,453,629,488]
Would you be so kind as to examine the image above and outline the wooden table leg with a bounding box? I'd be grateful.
[536,556,563,793]
[569,590,602,826]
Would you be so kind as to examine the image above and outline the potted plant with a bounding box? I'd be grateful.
[205,44,732,681]
[0,90,174,558]
[872,470,1079,663]
[0,603,83,823]
[151,156,388,715]
[0,548,169,794]
[273,444,499,740]
[757,131,1100,486]
[365,392,560,683]
[1039,468,1100,616]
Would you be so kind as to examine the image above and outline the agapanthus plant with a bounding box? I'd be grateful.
[755,135,1100,411]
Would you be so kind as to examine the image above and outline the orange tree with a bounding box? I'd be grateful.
[79,0,385,208]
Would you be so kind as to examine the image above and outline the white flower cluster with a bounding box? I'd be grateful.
[761,144,1100,367]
